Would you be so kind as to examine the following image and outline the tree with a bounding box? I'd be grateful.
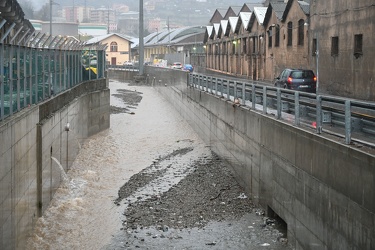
[18,0,35,19]
[34,3,50,21]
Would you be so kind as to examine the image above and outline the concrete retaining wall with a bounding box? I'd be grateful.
[145,67,375,250]
[0,79,110,250]
[107,69,139,83]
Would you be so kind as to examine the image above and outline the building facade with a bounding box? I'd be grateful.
[309,0,375,100]
[90,7,117,32]
[62,6,91,23]
[86,33,133,66]
[204,0,375,101]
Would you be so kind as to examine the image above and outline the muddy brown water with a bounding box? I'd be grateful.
[26,80,293,250]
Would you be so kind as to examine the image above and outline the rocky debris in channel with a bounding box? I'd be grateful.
[116,152,256,231]
[115,147,194,205]
[111,89,143,114]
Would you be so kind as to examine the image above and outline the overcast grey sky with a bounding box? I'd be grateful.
[25,0,264,11]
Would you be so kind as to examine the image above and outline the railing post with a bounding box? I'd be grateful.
[201,75,204,91]
[263,86,267,114]
[215,78,218,96]
[345,100,351,144]
[316,95,322,134]
[234,81,237,100]
[295,92,300,126]
[199,75,201,89]
[220,78,224,98]
[226,80,230,100]
[276,88,281,119]
[252,84,256,110]
[242,83,246,105]
[207,76,211,93]
[204,75,206,91]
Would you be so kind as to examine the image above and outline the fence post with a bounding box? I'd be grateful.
[226,80,230,100]
[277,88,281,119]
[252,84,256,110]
[345,100,351,144]
[295,92,300,126]
[316,95,322,134]
[220,78,224,98]
[263,86,267,114]
[242,83,246,105]
[234,81,237,101]
[0,43,4,119]
[215,78,218,96]
[208,76,211,93]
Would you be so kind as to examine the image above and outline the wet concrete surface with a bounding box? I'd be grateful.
[27,80,293,250]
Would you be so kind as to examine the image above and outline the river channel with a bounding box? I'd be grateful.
[26,80,293,250]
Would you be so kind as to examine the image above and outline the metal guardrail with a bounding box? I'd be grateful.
[189,73,375,147]
[0,32,107,121]
[107,65,140,71]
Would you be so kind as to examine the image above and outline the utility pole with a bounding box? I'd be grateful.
[49,0,52,36]
[139,0,144,75]
[107,6,110,34]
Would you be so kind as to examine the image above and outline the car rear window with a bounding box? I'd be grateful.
[291,70,314,79]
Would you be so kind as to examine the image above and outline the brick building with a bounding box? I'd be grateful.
[204,0,375,101]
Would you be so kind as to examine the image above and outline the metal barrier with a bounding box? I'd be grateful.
[107,64,140,71]
[190,73,375,147]
[0,32,107,121]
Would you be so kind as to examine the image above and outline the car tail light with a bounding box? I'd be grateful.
[313,76,317,81]
[287,77,293,83]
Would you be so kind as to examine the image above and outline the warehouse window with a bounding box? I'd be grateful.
[354,34,363,58]
[268,27,272,48]
[331,36,339,56]
[287,22,292,46]
[275,25,280,47]
[298,19,304,45]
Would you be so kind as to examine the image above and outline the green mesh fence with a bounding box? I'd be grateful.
[0,41,106,120]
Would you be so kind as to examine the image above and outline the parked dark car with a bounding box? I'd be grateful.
[274,69,317,93]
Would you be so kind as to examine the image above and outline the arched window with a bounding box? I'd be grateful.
[287,22,293,46]
[298,19,304,46]
[275,25,280,47]
[268,27,272,48]
[110,42,118,52]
